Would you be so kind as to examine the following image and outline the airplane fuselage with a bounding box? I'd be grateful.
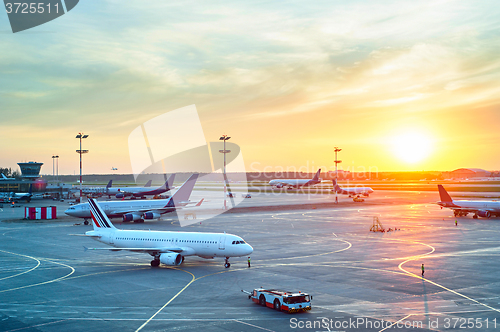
[66,199,173,218]
[269,179,320,189]
[438,200,500,217]
[86,229,253,258]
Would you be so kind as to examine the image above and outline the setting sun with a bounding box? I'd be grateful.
[392,131,433,164]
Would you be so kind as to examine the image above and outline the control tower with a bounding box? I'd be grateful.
[17,161,43,179]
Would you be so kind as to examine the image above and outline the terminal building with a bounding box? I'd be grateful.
[0,161,45,193]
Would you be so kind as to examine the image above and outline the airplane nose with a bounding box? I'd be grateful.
[244,244,253,255]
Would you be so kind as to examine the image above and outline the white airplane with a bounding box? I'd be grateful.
[84,197,253,268]
[269,169,322,189]
[0,173,15,181]
[107,174,175,199]
[331,179,374,200]
[81,180,113,195]
[65,174,201,223]
[437,184,500,219]
[9,184,33,202]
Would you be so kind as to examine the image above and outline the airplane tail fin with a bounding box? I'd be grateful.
[144,180,152,187]
[28,184,33,195]
[1,173,7,179]
[88,198,117,230]
[437,185,453,203]
[166,174,175,191]
[312,169,321,181]
[168,174,198,206]
[332,179,342,191]
[106,180,112,189]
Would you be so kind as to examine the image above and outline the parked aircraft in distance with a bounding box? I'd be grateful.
[269,169,322,189]
[9,184,33,202]
[83,197,253,268]
[0,174,15,181]
[111,167,118,170]
[437,184,500,219]
[65,174,200,223]
[107,174,175,199]
[81,180,113,195]
[332,180,374,200]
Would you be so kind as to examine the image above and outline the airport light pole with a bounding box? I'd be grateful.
[219,135,231,210]
[52,155,59,183]
[334,147,342,204]
[76,133,89,203]
[52,155,56,182]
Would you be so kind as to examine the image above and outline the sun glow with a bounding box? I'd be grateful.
[392,131,433,164]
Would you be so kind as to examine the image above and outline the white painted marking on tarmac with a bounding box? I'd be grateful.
[235,320,276,331]
[190,312,215,315]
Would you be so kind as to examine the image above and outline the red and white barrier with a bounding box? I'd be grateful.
[25,206,57,220]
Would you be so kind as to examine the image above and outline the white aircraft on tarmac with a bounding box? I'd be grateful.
[9,184,33,202]
[331,179,374,201]
[65,174,201,224]
[83,197,253,268]
[437,184,500,219]
[106,174,175,199]
[269,169,322,189]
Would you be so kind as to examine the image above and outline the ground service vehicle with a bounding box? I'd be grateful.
[242,288,312,313]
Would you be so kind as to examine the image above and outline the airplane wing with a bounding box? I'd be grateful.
[84,246,184,254]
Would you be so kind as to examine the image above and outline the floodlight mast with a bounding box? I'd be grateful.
[219,135,231,210]
[52,155,59,183]
[334,147,342,204]
[76,133,89,203]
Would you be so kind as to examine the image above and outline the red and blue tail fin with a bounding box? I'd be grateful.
[312,169,321,181]
[88,198,117,230]
[165,174,198,207]
[332,179,342,192]
[166,174,175,191]
[437,185,453,203]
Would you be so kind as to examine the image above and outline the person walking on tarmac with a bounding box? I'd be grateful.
[421,263,425,277]
[455,220,458,226]
[247,257,251,268]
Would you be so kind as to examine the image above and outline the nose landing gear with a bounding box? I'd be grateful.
[224,257,231,268]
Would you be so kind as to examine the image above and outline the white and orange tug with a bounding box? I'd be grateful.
[242,288,312,313]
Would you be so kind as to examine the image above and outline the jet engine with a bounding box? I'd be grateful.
[143,212,161,220]
[115,193,124,199]
[159,253,182,266]
[122,213,143,222]
[477,210,491,218]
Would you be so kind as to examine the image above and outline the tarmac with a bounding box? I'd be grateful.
[1,191,500,331]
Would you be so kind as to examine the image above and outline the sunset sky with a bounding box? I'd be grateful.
[1,1,500,175]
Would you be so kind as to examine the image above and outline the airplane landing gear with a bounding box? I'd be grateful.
[224,257,231,268]
[84,219,89,225]
[151,259,160,267]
